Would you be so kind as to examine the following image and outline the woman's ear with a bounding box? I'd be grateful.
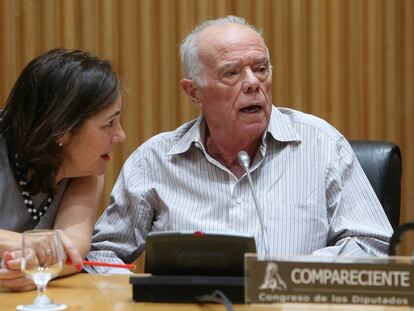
[180,79,202,109]
[58,132,71,147]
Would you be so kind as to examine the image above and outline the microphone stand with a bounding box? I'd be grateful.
[238,151,270,256]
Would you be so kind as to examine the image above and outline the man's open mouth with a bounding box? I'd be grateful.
[240,105,262,113]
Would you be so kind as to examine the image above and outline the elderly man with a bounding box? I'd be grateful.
[86,16,392,272]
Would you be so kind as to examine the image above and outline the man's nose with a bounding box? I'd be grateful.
[242,69,260,93]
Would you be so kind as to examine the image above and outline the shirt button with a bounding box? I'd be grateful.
[236,197,242,204]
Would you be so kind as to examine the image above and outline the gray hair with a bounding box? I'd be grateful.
[179,15,263,87]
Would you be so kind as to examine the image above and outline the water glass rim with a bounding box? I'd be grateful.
[23,229,60,236]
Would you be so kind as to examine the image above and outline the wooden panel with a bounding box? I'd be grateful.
[1,0,413,254]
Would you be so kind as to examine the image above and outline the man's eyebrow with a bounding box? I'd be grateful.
[253,57,269,65]
[218,61,242,73]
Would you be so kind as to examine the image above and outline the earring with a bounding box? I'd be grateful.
[58,142,63,147]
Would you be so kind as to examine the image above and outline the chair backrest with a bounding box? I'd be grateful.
[349,140,402,229]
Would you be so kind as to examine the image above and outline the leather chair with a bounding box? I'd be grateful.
[349,140,402,229]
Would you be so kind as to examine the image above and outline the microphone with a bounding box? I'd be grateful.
[238,150,270,255]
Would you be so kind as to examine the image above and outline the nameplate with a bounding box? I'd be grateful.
[244,254,414,306]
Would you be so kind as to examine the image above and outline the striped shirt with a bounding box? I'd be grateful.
[86,106,393,273]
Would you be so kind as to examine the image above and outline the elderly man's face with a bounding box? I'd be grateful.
[196,24,272,141]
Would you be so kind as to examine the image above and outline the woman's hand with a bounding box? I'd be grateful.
[0,251,35,292]
[23,230,84,270]
[0,230,83,292]
[57,230,83,271]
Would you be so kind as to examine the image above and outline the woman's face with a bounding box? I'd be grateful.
[57,95,126,180]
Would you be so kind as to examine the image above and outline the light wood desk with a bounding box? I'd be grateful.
[0,273,410,311]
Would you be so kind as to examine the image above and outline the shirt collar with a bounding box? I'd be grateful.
[167,115,205,156]
[167,106,302,156]
[265,106,302,143]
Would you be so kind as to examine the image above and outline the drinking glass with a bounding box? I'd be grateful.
[16,229,67,311]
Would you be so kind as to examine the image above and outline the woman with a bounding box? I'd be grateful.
[0,48,126,291]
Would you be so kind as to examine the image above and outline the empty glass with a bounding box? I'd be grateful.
[16,229,67,311]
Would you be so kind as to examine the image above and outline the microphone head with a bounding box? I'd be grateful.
[237,150,250,170]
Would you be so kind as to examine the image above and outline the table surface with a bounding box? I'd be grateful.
[0,273,411,311]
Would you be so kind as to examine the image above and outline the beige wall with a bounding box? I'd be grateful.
[1,0,413,254]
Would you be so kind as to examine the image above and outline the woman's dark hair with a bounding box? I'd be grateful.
[0,48,120,195]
